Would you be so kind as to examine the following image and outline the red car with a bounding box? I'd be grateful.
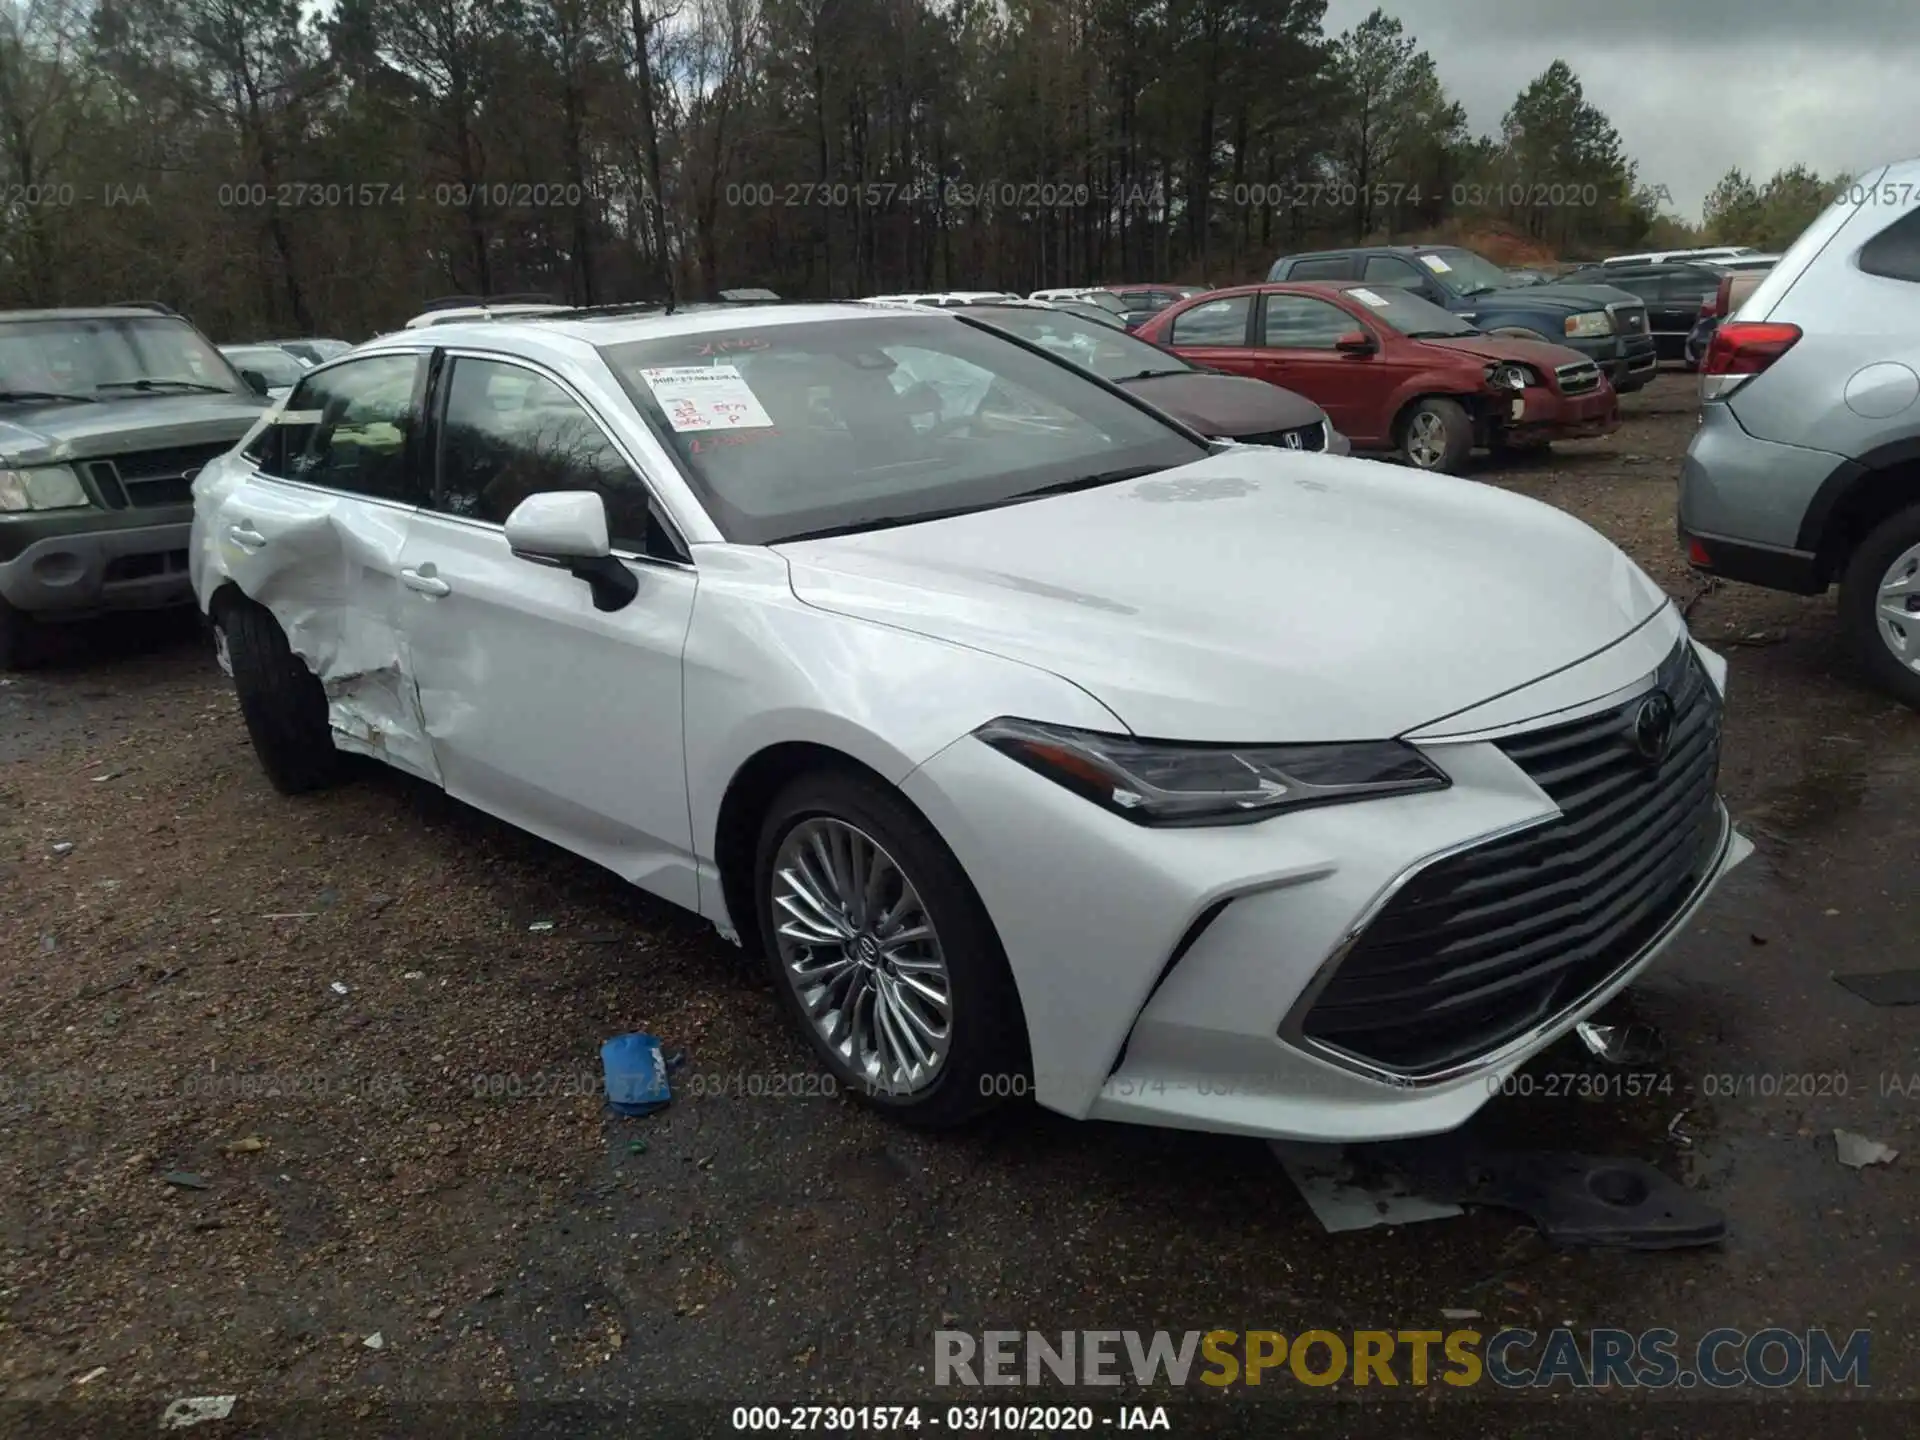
[1135,281,1620,472]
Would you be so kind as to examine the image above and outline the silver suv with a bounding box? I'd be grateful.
[1680,157,1920,707]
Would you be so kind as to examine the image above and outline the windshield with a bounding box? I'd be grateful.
[1422,249,1512,296]
[1079,292,1129,315]
[0,316,245,398]
[967,307,1195,381]
[223,348,308,387]
[601,315,1205,544]
[1343,286,1481,338]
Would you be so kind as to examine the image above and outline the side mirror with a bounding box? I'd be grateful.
[1334,331,1377,355]
[504,491,637,612]
[239,368,271,396]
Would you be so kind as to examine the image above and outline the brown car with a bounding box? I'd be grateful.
[1136,281,1620,473]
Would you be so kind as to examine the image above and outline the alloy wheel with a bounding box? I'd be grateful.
[1406,411,1448,468]
[770,816,953,1095]
[1877,542,1920,671]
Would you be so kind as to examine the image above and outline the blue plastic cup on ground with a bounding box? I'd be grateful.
[601,1032,672,1116]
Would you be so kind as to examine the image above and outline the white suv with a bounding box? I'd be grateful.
[1680,157,1920,706]
[192,303,1749,1139]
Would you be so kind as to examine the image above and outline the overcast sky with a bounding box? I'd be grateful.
[1322,0,1920,221]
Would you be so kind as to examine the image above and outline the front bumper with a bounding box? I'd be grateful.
[900,610,1750,1142]
[0,515,195,617]
[1561,334,1658,393]
[1500,383,1620,443]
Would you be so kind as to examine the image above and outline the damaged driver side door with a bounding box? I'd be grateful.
[217,350,440,781]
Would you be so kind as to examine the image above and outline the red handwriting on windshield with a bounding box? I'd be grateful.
[688,429,782,454]
[687,337,772,357]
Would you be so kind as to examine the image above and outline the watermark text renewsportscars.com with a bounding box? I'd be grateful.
[935,1327,1869,1390]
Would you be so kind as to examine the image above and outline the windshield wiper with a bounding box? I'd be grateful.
[96,378,232,395]
[777,501,1013,544]
[1111,368,1192,382]
[1015,463,1168,499]
[0,388,98,404]
[778,463,1173,543]
[1405,330,1477,339]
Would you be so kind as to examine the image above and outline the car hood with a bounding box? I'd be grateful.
[0,394,268,466]
[1468,282,1637,313]
[1119,372,1325,437]
[1420,334,1596,371]
[776,449,1668,742]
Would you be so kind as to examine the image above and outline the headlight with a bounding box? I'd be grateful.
[0,464,91,513]
[1486,363,1535,391]
[1564,311,1614,339]
[975,718,1449,825]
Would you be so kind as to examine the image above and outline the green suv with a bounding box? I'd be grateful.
[0,304,268,667]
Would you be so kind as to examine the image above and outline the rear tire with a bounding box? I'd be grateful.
[0,599,49,672]
[752,768,1028,1128]
[1840,504,1920,709]
[1397,396,1473,474]
[216,596,341,793]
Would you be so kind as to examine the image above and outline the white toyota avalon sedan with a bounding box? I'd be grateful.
[190,301,1750,1140]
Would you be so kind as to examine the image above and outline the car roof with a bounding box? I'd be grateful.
[1181,280,1356,297]
[0,306,191,323]
[1278,245,1457,261]
[405,302,572,327]
[364,301,936,354]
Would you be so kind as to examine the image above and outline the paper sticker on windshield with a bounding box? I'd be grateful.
[1348,287,1391,308]
[1419,254,1452,273]
[639,364,773,432]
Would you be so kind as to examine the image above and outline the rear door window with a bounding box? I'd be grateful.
[1169,295,1253,345]
[267,352,426,504]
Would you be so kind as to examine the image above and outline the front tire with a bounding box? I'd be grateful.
[216,595,342,793]
[752,769,1027,1127]
[1397,396,1473,473]
[1840,505,1920,709]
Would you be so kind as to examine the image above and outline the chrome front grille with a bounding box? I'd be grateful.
[1294,640,1725,1076]
[1554,361,1603,395]
[1607,301,1649,335]
[84,442,231,509]
[1242,421,1327,452]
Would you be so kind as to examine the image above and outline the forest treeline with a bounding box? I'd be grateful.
[0,0,1848,337]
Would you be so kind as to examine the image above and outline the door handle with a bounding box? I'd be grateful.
[226,522,266,551]
[401,567,451,597]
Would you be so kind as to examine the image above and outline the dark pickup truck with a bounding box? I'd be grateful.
[0,304,267,667]
[1266,244,1660,394]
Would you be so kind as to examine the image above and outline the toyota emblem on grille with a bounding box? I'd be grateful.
[1283,431,1303,449]
[1632,690,1676,763]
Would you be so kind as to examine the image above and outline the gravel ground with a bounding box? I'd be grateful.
[2,374,1916,1437]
